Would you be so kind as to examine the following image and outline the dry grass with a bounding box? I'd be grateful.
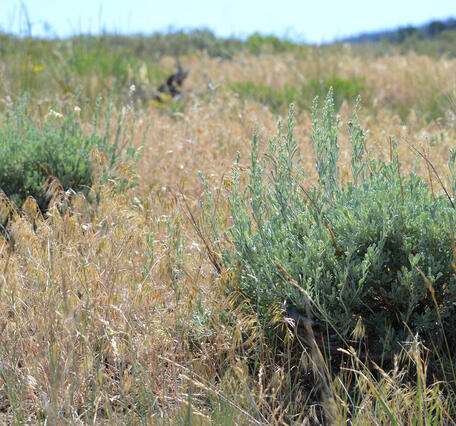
[0,46,456,423]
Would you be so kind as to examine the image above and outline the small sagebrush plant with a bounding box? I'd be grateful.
[224,88,456,358]
[0,96,139,213]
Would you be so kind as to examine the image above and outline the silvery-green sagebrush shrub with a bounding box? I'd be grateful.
[224,88,456,358]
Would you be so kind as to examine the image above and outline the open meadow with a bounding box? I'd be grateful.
[1,31,456,424]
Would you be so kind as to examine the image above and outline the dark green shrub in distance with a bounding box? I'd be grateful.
[230,76,364,113]
[224,89,456,358]
[230,81,297,113]
[0,97,138,212]
[390,92,452,124]
[304,76,365,110]
[246,33,298,55]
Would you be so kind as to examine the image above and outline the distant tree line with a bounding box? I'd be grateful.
[343,18,456,44]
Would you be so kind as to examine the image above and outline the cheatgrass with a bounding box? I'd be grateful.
[1,27,456,424]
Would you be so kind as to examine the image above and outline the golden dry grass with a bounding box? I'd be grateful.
[0,47,456,423]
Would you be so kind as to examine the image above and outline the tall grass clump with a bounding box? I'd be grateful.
[224,88,456,362]
[0,97,139,212]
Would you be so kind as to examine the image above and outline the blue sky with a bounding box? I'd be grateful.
[1,0,455,43]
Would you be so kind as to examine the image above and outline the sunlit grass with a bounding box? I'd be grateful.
[0,32,456,423]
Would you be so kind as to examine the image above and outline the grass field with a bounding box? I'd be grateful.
[1,30,456,424]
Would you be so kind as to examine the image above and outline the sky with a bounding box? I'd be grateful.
[1,0,455,43]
